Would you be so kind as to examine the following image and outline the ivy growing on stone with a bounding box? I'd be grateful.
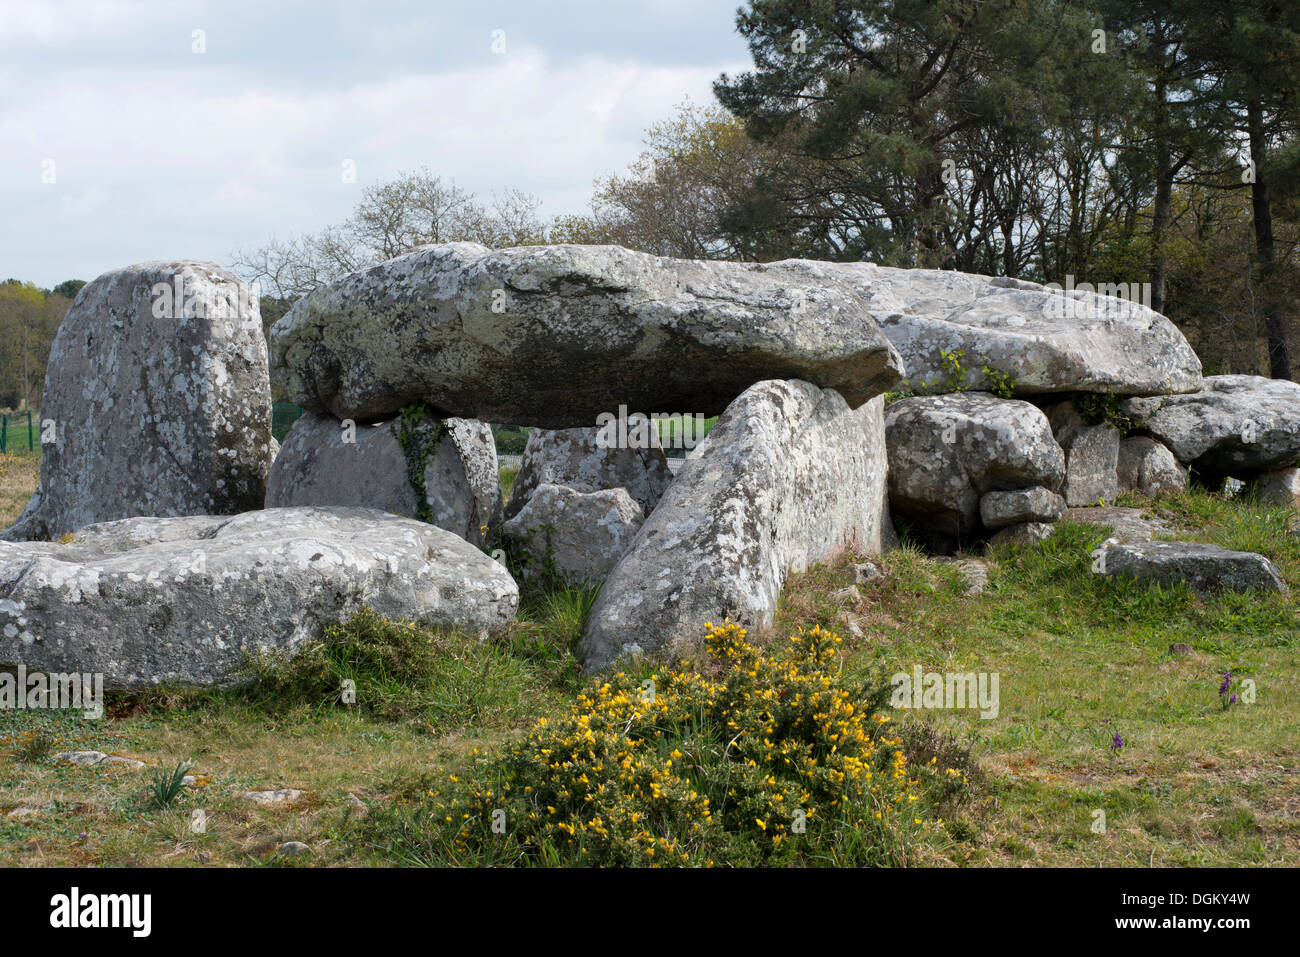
[390,401,447,524]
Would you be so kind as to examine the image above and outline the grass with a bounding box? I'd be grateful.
[1,468,1297,866]
[0,452,38,529]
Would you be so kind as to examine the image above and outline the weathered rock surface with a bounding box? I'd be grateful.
[3,262,274,541]
[1097,540,1288,595]
[885,393,1065,535]
[840,264,1202,396]
[503,483,644,584]
[270,244,905,427]
[1250,467,1300,508]
[1067,506,1188,544]
[1117,436,1188,497]
[579,381,892,672]
[987,521,1057,547]
[979,486,1066,530]
[0,507,518,689]
[1121,376,1300,476]
[1046,402,1120,507]
[504,426,672,521]
[264,411,501,545]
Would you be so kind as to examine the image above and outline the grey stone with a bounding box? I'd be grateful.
[851,561,884,585]
[1117,436,1189,497]
[848,265,1202,396]
[240,788,306,805]
[885,392,1065,535]
[1250,467,1300,508]
[1047,402,1120,507]
[503,483,644,584]
[1066,506,1188,544]
[1121,375,1300,475]
[979,486,1066,530]
[1097,540,1288,595]
[265,411,501,546]
[0,507,518,689]
[579,381,892,671]
[270,243,904,427]
[505,426,671,521]
[277,841,311,856]
[1168,642,1193,656]
[4,262,274,541]
[987,522,1057,547]
[54,750,107,766]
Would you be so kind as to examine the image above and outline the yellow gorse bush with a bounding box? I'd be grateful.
[419,622,962,866]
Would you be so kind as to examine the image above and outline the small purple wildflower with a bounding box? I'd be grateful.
[1110,731,1124,751]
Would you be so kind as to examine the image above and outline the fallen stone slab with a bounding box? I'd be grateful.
[504,426,672,521]
[0,507,518,689]
[4,262,274,542]
[54,750,109,766]
[885,392,1065,535]
[1066,506,1188,544]
[270,243,904,427]
[579,381,892,671]
[1096,541,1288,595]
[1117,436,1188,498]
[842,264,1202,396]
[1121,375,1300,476]
[503,483,644,584]
[979,486,1066,530]
[265,411,501,546]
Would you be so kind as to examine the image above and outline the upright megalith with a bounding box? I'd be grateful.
[269,243,905,427]
[3,262,274,541]
[578,380,892,672]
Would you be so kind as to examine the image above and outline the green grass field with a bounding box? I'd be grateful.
[2,472,1296,866]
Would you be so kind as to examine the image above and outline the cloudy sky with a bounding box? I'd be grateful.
[0,0,752,288]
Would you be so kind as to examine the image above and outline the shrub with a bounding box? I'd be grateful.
[387,622,966,866]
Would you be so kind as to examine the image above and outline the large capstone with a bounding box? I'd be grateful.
[4,262,274,541]
[1121,376,1300,477]
[270,244,904,427]
[0,507,518,689]
[840,265,1202,396]
[265,411,501,546]
[578,380,892,672]
[885,392,1065,536]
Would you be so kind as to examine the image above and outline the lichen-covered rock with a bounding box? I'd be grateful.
[270,244,904,427]
[0,507,518,689]
[1117,436,1189,498]
[885,393,1065,535]
[578,381,892,672]
[1121,376,1300,476]
[987,522,1057,547]
[1047,402,1120,507]
[1096,540,1288,595]
[979,486,1066,530]
[1250,467,1300,508]
[504,427,672,521]
[3,262,274,541]
[840,264,1202,396]
[264,411,501,545]
[503,483,644,584]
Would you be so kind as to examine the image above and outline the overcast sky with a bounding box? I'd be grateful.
[0,0,752,288]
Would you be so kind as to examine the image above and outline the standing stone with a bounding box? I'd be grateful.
[3,262,273,541]
[264,411,501,546]
[885,393,1065,535]
[505,426,673,521]
[1047,402,1120,507]
[270,243,904,427]
[578,381,892,672]
[502,484,644,584]
[0,507,519,689]
[1116,436,1189,498]
[1250,467,1300,508]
